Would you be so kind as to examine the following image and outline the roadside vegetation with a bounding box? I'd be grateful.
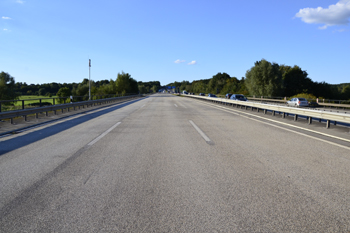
[167,59,350,101]
[1,59,350,105]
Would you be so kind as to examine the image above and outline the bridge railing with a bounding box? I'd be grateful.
[183,95,350,129]
[0,94,139,113]
[0,94,143,124]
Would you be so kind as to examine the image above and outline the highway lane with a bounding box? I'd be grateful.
[0,93,350,232]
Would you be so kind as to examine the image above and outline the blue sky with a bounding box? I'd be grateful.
[1,0,349,86]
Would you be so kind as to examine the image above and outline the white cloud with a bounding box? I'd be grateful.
[174,59,186,64]
[3,28,8,31]
[333,28,347,32]
[2,16,12,20]
[16,0,25,3]
[295,0,350,29]
[187,60,197,65]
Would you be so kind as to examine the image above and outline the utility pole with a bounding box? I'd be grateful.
[89,59,91,100]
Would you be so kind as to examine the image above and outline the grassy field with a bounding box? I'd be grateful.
[14,95,59,106]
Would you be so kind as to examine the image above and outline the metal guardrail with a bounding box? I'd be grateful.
[0,93,139,113]
[0,95,143,124]
[247,97,350,109]
[183,95,350,129]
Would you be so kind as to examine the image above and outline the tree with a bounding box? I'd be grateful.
[138,84,147,94]
[38,88,46,96]
[208,73,231,94]
[56,87,71,103]
[115,72,138,95]
[0,72,20,101]
[245,59,282,97]
[280,65,312,97]
[341,85,350,100]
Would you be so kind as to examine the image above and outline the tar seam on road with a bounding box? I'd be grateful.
[194,100,350,151]
[189,120,212,143]
[87,122,121,146]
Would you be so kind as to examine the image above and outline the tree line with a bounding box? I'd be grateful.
[167,73,248,96]
[0,71,161,101]
[166,59,350,100]
[245,59,350,100]
[2,59,350,102]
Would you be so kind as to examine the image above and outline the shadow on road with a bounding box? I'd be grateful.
[0,98,145,156]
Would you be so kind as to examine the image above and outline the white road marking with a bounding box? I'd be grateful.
[174,104,178,107]
[195,100,350,150]
[189,120,211,142]
[140,104,145,108]
[87,122,121,146]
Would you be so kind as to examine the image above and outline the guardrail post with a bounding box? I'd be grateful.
[22,100,25,110]
[272,111,275,116]
[24,115,27,121]
[264,109,267,114]
[36,113,38,119]
[54,110,56,115]
[308,117,312,124]
[45,111,48,116]
[282,112,285,118]
[326,120,330,128]
[334,121,337,126]
[257,108,259,112]
[10,118,13,124]
[53,98,55,105]
[294,114,298,121]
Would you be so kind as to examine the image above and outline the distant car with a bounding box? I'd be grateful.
[230,94,247,101]
[208,93,217,98]
[182,91,188,94]
[225,93,232,99]
[287,97,309,107]
[308,101,320,107]
[199,93,205,96]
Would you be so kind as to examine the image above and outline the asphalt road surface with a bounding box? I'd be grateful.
[1,94,350,232]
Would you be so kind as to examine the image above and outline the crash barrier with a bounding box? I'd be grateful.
[0,95,143,124]
[246,97,350,109]
[182,95,350,129]
[0,93,140,113]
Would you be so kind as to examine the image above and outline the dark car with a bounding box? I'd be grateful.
[230,94,247,101]
[225,93,232,99]
[199,93,205,96]
[208,93,217,98]
[308,101,320,107]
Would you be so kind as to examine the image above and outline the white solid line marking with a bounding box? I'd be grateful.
[200,101,350,143]
[174,104,178,107]
[189,120,211,142]
[141,104,145,108]
[195,100,350,151]
[87,122,121,146]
